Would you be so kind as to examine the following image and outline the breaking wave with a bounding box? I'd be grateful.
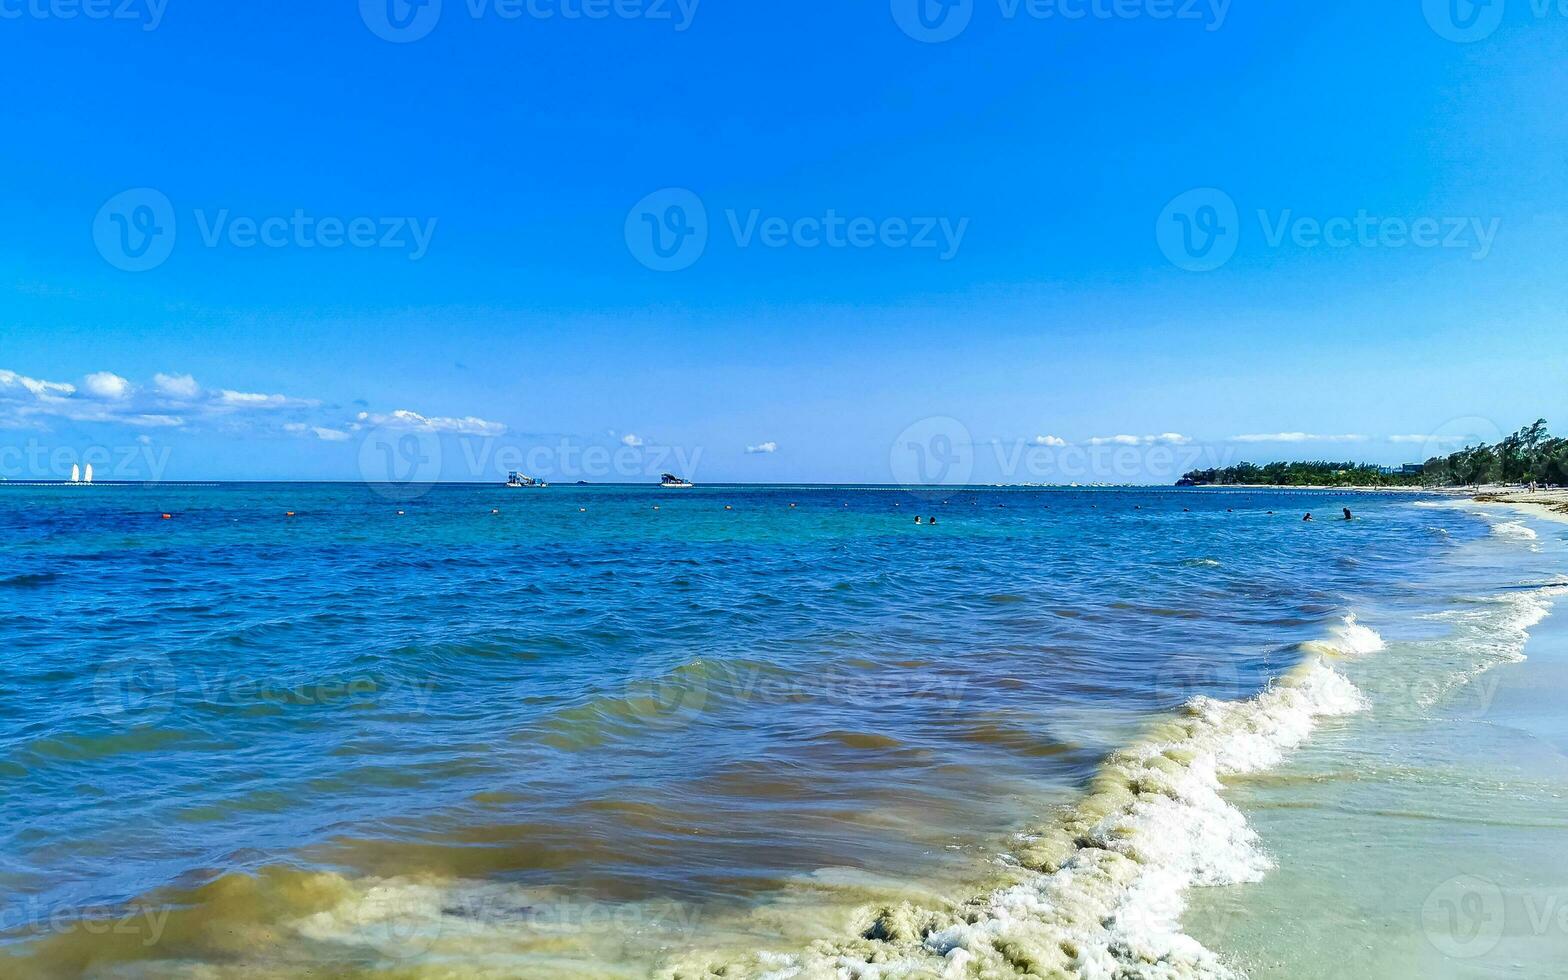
[665,619,1378,979]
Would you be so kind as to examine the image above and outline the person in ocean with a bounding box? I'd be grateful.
[928,516,938,526]
[1303,513,1313,522]
[914,516,923,525]
[1343,507,1353,520]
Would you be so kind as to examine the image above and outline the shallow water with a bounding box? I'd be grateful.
[0,485,1557,977]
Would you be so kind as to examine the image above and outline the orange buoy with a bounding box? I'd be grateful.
[286,512,296,517]
[161,513,172,520]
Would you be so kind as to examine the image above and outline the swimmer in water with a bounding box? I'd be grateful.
[914,516,923,525]
[1343,507,1353,520]
[1303,513,1313,522]
[928,516,937,526]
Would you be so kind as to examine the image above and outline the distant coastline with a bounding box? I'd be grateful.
[1179,418,1567,491]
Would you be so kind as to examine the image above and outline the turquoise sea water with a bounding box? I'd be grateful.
[0,485,1561,978]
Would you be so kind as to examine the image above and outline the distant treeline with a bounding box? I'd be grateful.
[1180,461,1419,487]
[1421,419,1567,486]
[1181,420,1568,488]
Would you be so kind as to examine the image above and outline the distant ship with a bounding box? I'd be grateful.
[506,472,547,488]
[659,473,694,489]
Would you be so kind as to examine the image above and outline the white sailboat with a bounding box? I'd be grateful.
[70,464,80,484]
[83,464,94,484]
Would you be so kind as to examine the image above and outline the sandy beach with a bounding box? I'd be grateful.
[1474,488,1568,524]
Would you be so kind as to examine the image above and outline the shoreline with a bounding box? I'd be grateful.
[1473,488,1568,524]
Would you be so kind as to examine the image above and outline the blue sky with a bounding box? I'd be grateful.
[1,1,1564,483]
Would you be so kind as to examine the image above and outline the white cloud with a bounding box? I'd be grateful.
[216,389,316,410]
[284,423,349,441]
[154,372,201,399]
[356,410,507,437]
[0,366,503,447]
[746,441,778,455]
[0,369,75,401]
[1229,433,1368,444]
[82,372,132,400]
[1088,433,1191,447]
[1389,433,1474,446]
[0,366,311,433]
[1032,435,1067,447]
[621,433,644,447]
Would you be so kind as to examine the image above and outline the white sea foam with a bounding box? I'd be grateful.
[671,620,1377,980]
[1414,587,1563,709]
[1490,520,1538,541]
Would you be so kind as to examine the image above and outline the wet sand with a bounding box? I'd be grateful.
[1475,488,1568,524]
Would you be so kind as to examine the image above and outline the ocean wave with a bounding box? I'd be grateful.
[1489,520,1538,542]
[664,619,1378,979]
[1413,587,1562,710]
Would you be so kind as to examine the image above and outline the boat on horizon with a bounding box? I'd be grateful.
[506,472,547,488]
[660,473,694,489]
